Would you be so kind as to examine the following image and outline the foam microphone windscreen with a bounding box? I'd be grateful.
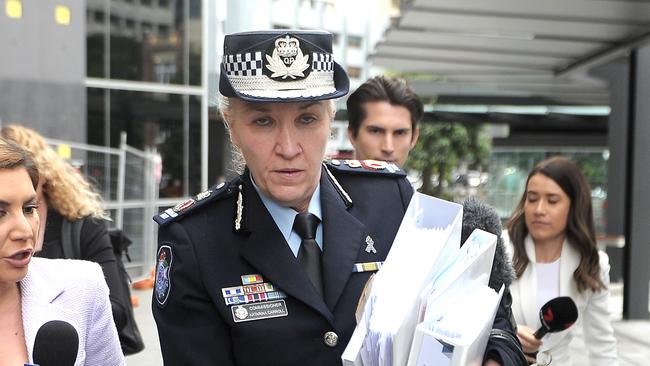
[33,320,79,366]
[461,196,516,289]
[534,296,578,339]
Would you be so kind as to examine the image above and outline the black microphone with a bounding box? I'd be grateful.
[534,296,578,339]
[33,320,79,366]
[461,196,516,290]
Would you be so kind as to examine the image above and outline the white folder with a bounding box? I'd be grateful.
[343,192,464,366]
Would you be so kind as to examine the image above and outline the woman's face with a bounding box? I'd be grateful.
[524,173,571,245]
[226,99,331,212]
[0,167,39,286]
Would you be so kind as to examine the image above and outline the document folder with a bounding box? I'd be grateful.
[342,193,503,366]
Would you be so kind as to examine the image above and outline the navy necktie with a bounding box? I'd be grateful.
[293,212,323,297]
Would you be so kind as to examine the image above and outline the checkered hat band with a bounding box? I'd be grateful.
[312,52,334,72]
[227,71,336,99]
[224,52,264,77]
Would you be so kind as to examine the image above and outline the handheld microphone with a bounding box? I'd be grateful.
[33,320,79,366]
[461,196,516,290]
[534,296,578,339]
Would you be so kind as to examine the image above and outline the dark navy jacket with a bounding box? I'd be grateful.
[151,162,524,365]
[152,163,412,365]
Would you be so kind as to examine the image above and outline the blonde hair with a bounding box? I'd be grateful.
[1,125,109,221]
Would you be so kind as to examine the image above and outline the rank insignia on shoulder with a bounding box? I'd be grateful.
[325,159,406,177]
[155,245,173,306]
[153,180,237,226]
[173,198,195,213]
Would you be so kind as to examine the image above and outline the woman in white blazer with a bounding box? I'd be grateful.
[0,138,125,366]
[505,156,618,365]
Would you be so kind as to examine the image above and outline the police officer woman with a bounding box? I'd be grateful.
[152,28,530,366]
[151,30,413,366]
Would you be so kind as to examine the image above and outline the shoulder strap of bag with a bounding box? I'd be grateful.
[60,219,83,259]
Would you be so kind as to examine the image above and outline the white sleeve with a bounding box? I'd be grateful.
[83,264,126,366]
[582,251,619,366]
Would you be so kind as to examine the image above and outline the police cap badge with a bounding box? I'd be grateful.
[219,30,349,102]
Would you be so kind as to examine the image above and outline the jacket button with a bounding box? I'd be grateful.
[323,331,338,347]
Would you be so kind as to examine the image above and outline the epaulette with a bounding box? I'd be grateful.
[324,159,406,177]
[153,178,241,226]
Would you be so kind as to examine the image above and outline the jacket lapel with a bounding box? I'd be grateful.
[559,239,580,298]
[320,171,366,312]
[20,259,75,362]
[237,175,334,324]
[520,235,540,328]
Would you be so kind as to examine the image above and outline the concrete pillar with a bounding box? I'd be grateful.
[624,45,650,319]
[592,59,629,237]
[592,45,650,319]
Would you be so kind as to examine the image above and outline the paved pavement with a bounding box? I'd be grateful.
[125,288,162,366]
[127,283,649,365]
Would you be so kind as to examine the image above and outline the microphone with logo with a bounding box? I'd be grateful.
[524,296,578,363]
[30,320,79,366]
[534,296,578,339]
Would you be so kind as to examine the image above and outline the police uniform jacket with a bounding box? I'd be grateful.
[152,163,413,366]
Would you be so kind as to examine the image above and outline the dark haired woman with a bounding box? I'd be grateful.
[506,156,618,365]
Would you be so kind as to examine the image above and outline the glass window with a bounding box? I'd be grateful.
[86,89,201,198]
[86,0,202,85]
[188,95,202,194]
[87,1,106,78]
[87,88,207,200]
[159,24,170,37]
[110,14,120,27]
[188,0,202,86]
[87,88,107,147]
[94,10,104,23]
[86,88,117,200]
[486,149,608,234]
[109,90,184,197]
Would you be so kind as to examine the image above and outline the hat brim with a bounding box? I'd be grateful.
[219,61,349,103]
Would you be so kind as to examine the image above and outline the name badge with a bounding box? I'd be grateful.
[232,299,289,323]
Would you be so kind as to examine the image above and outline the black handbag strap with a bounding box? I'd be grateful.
[61,219,83,259]
[489,328,529,365]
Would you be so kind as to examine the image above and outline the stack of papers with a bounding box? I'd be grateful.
[342,193,501,366]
